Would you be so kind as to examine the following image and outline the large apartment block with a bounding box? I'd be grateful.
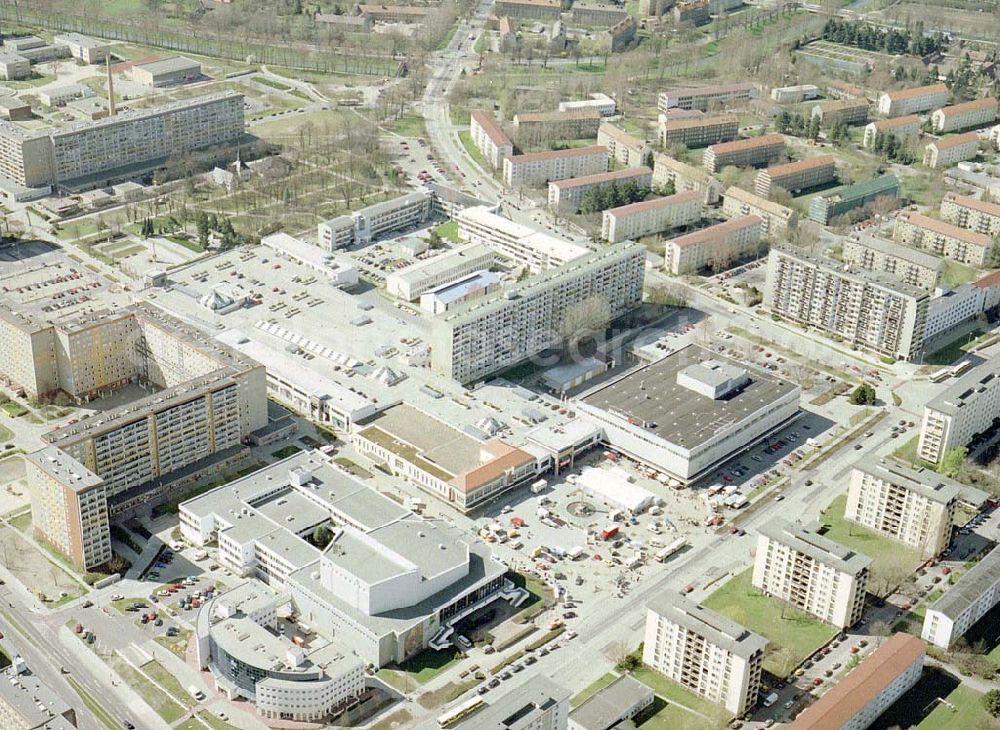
[456,205,588,272]
[922,543,1000,649]
[659,114,738,148]
[703,134,785,173]
[513,109,602,146]
[652,153,723,203]
[877,83,949,117]
[664,215,762,275]
[597,123,651,168]
[846,461,961,557]
[602,190,703,243]
[893,211,993,267]
[811,98,869,127]
[643,594,766,716]
[754,155,836,198]
[940,192,1000,237]
[863,115,921,149]
[0,92,244,192]
[763,246,929,361]
[430,242,644,383]
[503,145,608,188]
[386,244,496,301]
[753,519,870,628]
[548,166,652,213]
[494,0,562,19]
[318,190,434,249]
[470,111,514,169]
[923,131,980,169]
[931,97,998,134]
[841,232,943,291]
[658,83,757,113]
[918,359,1000,464]
[721,186,797,237]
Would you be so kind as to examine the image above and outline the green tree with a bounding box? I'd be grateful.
[195,211,210,248]
[983,689,1000,718]
[938,446,968,478]
[313,524,334,547]
[848,382,876,405]
[427,229,444,249]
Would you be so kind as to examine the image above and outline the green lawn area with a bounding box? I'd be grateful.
[271,444,303,460]
[435,220,461,243]
[194,712,242,730]
[66,676,118,730]
[924,328,991,366]
[8,509,31,534]
[917,685,990,729]
[819,495,924,583]
[941,260,977,288]
[141,660,194,708]
[388,113,427,138]
[458,130,487,167]
[630,666,731,729]
[386,647,462,684]
[110,654,186,723]
[703,569,837,676]
[571,673,617,706]
[0,423,11,442]
[1,402,27,418]
[254,75,292,91]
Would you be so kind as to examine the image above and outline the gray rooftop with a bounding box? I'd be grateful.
[567,675,654,730]
[926,359,1000,418]
[579,344,798,450]
[928,543,1000,621]
[133,55,201,76]
[854,460,963,505]
[760,519,871,575]
[389,244,495,286]
[771,245,929,300]
[845,232,944,271]
[0,669,77,729]
[647,593,767,659]
[453,676,571,729]
[26,446,103,492]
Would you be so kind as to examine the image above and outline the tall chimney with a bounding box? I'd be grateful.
[106,55,116,116]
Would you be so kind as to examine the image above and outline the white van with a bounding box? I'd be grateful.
[189,685,206,701]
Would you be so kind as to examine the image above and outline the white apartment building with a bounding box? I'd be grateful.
[643,594,766,715]
[721,186,798,237]
[931,97,998,134]
[863,115,921,148]
[925,282,996,342]
[877,83,949,117]
[846,461,961,557]
[386,243,496,300]
[548,166,652,214]
[317,190,433,249]
[597,123,651,168]
[754,155,836,198]
[652,153,723,204]
[430,242,644,383]
[559,94,617,117]
[923,132,980,169]
[922,544,1000,649]
[664,215,763,275]
[790,634,926,730]
[470,111,514,169]
[456,206,589,272]
[602,190,703,243]
[503,145,609,188]
[940,192,1000,237]
[918,359,1000,464]
[753,519,870,628]
[770,84,819,104]
[513,109,602,146]
[53,33,110,64]
[811,98,869,128]
[764,246,929,361]
[659,114,739,149]
[658,83,758,113]
[841,232,943,292]
[703,134,785,173]
[893,211,993,267]
[0,52,31,81]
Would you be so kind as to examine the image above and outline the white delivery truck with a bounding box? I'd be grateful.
[530,479,548,494]
[567,546,584,560]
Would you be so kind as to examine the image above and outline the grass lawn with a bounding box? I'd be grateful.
[141,660,194,708]
[66,676,118,730]
[194,712,242,730]
[7,510,30,533]
[571,673,617,706]
[0,423,12,442]
[388,113,427,138]
[819,495,924,582]
[435,220,461,242]
[941,260,977,288]
[417,677,478,709]
[271,444,303,460]
[110,654,186,723]
[458,130,487,167]
[917,685,989,729]
[924,328,991,366]
[1,402,27,418]
[630,667,731,729]
[703,569,837,676]
[388,647,462,684]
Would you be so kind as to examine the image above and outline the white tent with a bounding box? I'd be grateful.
[578,466,655,514]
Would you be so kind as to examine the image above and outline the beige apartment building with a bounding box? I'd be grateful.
[0,52,31,81]
[923,131,980,169]
[846,461,961,557]
[703,134,785,173]
[863,114,921,149]
[763,246,929,361]
[659,114,738,148]
[548,166,652,213]
[653,153,723,203]
[922,544,1000,650]
[877,83,949,117]
[753,519,870,628]
[893,211,993,267]
[469,111,514,169]
[754,155,836,198]
[598,123,651,168]
[940,192,1000,237]
[456,205,588,272]
[643,594,766,716]
[658,82,757,113]
[513,109,602,147]
[811,98,869,127]
[931,97,998,134]
[494,0,562,20]
[918,359,1000,464]
[602,190,703,243]
[721,186,797,237]
[53,32,110,64]
[664,215,763,275]
[841,232,943,291]
[503,145,608,188]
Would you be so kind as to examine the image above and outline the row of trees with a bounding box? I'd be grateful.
[821,18,947,58]
[579,181,649,215]
[775,111,822,141]
[869,131,916,164]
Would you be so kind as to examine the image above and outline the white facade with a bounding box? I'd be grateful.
[456,206,589,272]
[652,153,722,204]
[665,215,763,275]
[317,190,433,249]
[260,233,358,288]
[386,244,496,301]
[877,84,949,117]
[919,359,1000,464]
[503,146,608,188]
[940,193,1000,237]
[923,132,980,169]
[894,211,993,267]
[922,544,1000,649]
[930,98,998,134]
[548,167,652,214]
[559,94,617,117]
[770,85,819,104]
[721,186,798,237]
[602,190,703,243]
[470,111,514,169]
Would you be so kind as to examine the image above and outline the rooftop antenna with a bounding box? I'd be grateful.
[106,55,116,116]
